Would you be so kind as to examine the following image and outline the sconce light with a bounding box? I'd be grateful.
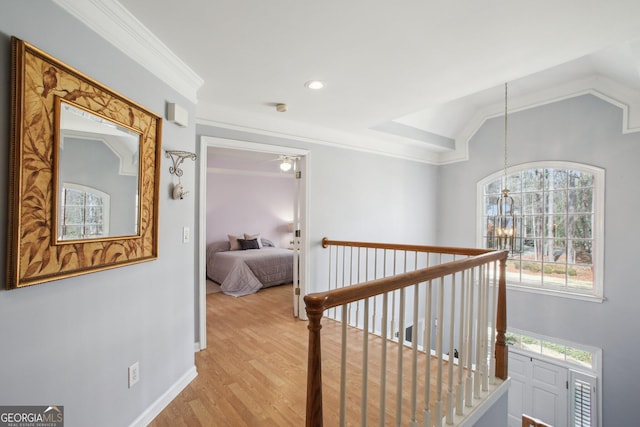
[165,150,197,200]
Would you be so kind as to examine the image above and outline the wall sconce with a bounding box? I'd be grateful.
[165,150,197,199]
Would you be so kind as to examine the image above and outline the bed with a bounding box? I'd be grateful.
[206,239,294,297]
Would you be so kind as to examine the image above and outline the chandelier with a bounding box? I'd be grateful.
[493,82,516,252]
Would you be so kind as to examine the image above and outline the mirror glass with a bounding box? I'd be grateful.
[56,101,141,241]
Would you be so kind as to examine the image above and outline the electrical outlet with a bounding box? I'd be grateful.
[128,362,139,388]
[182,226,190,243]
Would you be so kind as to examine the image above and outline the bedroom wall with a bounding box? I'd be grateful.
[437,94,640,426]
[0,3,197,426]
[206,151,295,249]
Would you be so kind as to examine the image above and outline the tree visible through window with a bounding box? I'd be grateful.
[59,183,110,240]
[479,162,603,297]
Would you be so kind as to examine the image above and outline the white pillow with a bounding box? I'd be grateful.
[244,233,263,248]
[228,234,242,251]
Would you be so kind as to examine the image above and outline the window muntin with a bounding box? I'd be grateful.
[479,162,604,298]
[505,330,594,370]
[58,183,110,240]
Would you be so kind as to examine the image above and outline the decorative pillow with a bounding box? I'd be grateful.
[228,234,242,251]
[238,238,260,250]
[244,233,263,248]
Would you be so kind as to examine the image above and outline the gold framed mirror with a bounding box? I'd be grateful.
[6,37,162,289]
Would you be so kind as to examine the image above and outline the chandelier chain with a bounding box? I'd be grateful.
[503,82,508,185]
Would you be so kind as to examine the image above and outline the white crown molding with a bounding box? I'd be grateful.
[196,103,441,165]
[53,0,203,104]
[439,75,640,165]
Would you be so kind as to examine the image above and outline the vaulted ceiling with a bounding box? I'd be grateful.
[59,0,640,164]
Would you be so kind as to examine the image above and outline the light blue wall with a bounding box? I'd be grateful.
[438,94,640,426]
[0,2,198,426]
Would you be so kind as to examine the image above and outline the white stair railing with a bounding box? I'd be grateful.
[305,238,508,427]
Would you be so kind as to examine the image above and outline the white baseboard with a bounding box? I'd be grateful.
[128,366,198,427]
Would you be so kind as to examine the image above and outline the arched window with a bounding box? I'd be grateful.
[58,183,110,240]
[478,162,604,299]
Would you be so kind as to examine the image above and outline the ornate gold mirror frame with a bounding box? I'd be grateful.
[6,37,162,289]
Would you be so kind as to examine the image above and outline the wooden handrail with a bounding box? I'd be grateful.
[305,238,509,426]
[321,237,495,256]
[305,249,507,311]
[522,414,552,427]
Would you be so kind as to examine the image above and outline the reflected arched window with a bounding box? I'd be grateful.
[58,183,110,240]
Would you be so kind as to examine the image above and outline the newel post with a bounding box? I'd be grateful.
[305,297,324,427]
[495,254,509,380]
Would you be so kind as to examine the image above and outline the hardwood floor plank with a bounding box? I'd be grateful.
[150,285,308,426]
[150,284,462,426]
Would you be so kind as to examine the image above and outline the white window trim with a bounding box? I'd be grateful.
[477,161,605,301]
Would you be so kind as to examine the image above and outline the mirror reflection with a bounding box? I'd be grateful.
[56,100,141,241]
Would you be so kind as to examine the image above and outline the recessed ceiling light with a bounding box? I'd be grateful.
[305,80,325,90]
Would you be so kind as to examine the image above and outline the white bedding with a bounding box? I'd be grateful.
[206,242,293,297]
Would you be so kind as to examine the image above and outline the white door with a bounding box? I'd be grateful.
[292,159,302,317]
[531,357,568,426]
[291,155,308,319]
[508,352,529,427]
[509,352,568,427]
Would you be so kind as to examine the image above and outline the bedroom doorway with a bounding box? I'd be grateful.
[197,136,309,351]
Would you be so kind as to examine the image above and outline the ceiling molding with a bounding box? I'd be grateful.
[196,105,441,165]
[437,75,640,165]
[53,0,203,104]
[369,121,455,151]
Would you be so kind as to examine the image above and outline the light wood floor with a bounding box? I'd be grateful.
[149,284,460,426]
[149,284,310,426]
